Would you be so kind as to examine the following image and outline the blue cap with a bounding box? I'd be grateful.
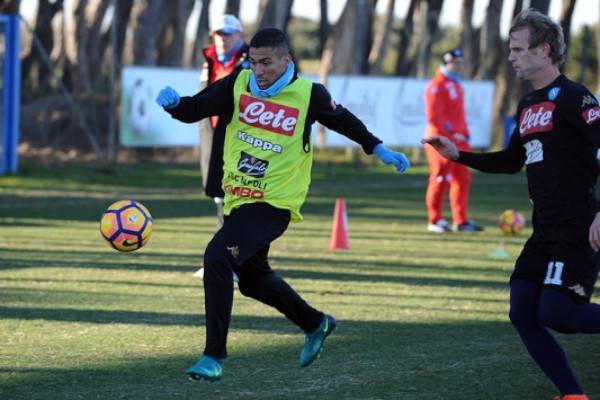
[442,49,463,64]
[211,14,243,35]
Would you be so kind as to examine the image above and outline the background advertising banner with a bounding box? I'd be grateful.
[120,66,201,146]
[307,75,495,148]
[120,67,495,149]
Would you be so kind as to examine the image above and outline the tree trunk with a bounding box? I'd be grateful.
[192,0,211,68]
[112,0,135,67]
[558,0,576,67]
[21,0,65,96]
[478,0,503,80]
[394,0,417,76]
[84,0,111,74]
[131,0,166,65]
[491,0,524,150]
[319,0,375,76]
[317,0,374,150]
[578,26,590,84]
[529,0,550,14]
[156,0,195,67]
[0,0,20,14]
[368,0,395,75]
[318,0,330,56]
[415,0,443,79]
[457,0,477,78]
[224,0,241,15]
[256,0,293,31]
[129,0,168,161]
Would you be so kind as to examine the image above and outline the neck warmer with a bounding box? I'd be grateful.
[440,65,462,82]
[249,61,295,99]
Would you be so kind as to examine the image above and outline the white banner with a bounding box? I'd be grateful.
[306,75,494,148]
[119,67,494,148]
[120,66,201,146]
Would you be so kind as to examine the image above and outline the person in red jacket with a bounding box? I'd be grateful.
[199,14,250,230]
[422,49,483,233]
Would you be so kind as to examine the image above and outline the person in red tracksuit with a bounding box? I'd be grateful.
[422,49,483,233]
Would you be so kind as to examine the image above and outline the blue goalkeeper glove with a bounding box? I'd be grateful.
[373,143,410,173]
[156,86,180,109]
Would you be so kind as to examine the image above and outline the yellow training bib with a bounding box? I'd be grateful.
[222,70,313,222]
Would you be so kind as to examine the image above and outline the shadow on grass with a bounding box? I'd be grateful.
[0,305,203,326]
[3,318,597,400]
[0,249,200,272]
[0,253,510,289]
[0,196,217,222]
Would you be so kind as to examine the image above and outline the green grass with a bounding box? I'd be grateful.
[1,161,599,399]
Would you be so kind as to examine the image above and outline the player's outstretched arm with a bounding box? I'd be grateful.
[421,135,459,161]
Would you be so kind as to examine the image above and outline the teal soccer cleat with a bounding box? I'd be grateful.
[300,314,337,367]
[187,355,223,382]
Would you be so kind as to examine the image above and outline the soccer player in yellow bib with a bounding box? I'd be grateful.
[157,27,410,382]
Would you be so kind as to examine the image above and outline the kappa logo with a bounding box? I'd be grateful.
[227,245,240,259]
[582,94,598,107]
[568,284,587,297]
[238,94,299,136]
[237,131,283,153]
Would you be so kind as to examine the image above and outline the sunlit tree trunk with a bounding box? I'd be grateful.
[131,0,166,65]
[21,0,64,96]
[72,0,113,95]
[156,0,195,67]
[319,0,375,76]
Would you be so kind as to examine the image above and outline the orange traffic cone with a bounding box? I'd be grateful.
[329,198,349,250]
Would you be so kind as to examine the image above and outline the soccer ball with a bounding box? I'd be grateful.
[498,209,525,235]
[100,200,153,251]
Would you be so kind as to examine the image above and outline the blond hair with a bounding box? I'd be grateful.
[509,8,566,66]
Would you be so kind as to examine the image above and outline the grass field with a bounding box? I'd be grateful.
[1,160,600,400]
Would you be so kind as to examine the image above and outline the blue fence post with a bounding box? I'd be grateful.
[1,14,21,175]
